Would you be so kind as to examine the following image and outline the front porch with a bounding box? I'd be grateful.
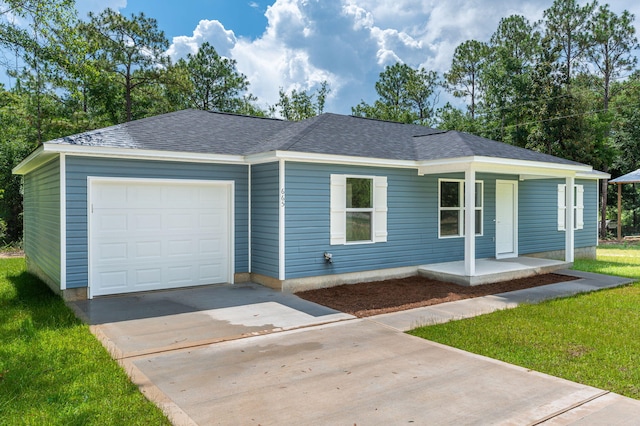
[418,257,571,286]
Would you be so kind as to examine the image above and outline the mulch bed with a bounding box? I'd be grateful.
[296,273,579,318]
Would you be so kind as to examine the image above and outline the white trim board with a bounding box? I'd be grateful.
[14,143,605,183]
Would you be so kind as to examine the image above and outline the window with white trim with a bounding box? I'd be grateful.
[558,184,584,230]
[330,175,387,245]
[438,179,483,238]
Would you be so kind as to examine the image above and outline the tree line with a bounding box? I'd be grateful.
[351,0,640,237]
[1,0,639,243]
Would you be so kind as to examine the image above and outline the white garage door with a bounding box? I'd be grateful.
[89,178,232,297]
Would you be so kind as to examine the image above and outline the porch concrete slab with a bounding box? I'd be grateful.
[127,319,627,425]
[68,283,353,358]
[419,257,571,286]
[372,270,633,332]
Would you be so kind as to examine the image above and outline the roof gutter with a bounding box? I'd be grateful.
[13,143,247,175]
[417,156,596,178]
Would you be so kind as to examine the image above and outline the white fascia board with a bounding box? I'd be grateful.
[248,152,595,179]
[245,151,279,165]
[523,170,610,181]
[472,156,591,175]
[13,145,59,175]
[39,143,246,165]
[270,151,418,169]
[418,157,591,178]
[577,169,610,180]
[417,158,475,175]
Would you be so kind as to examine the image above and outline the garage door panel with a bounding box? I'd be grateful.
[198,186,227,207]
[168,240,193,256]
[199,238,225,256]
[129,185,163,208]
[135,268,162,286]
[169,186,202,205]
[198,213,220,227]
[166,213,195,230]
[96,242,128,261]
[167,265,195,284]
[98,270,128,289]
[90,179,232,297]
[134,213,163,230]
[94,184,127,207]
[98,213,128,232]
[199,264,224,281]
[135,240,162,259]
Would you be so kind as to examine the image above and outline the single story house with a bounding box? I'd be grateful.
[13,109,608,300]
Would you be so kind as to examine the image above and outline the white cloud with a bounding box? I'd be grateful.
[166,20,237,59]
[165,0,640,115]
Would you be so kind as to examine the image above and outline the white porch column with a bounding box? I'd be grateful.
[565,176,575,263]
[464,167,476,276]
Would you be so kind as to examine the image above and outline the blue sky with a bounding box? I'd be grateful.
[8,1,640,115]
[111,1,270,41]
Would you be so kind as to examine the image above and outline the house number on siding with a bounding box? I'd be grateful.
[280,188,285,207]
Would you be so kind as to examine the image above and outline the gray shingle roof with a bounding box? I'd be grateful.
[49,109,289,155]
[47,109,587,167]
[253,113,441,160]
[610,168,640,183]
[413,130,584,166]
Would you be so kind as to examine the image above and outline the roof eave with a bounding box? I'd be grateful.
[12,145,55,175]
[268,150,418,168]
[417,156,593,177]
[610,169,640,183]
[578,169,610,180]
[18,143,247,171]
[15,145,604,182]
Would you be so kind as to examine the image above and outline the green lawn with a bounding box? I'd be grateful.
[409,244,640,399]
[0,258,170,425]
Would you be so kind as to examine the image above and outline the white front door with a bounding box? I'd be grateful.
[495,180,518,259]
[89,178,233,298]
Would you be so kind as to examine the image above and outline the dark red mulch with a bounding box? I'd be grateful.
[296,273,579,318]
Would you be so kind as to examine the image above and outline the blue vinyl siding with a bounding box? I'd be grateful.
[519,178,597,255]
[251,162,279,278]
[23,158,61,287]
[284,162,500,279]
[65,156,249,289]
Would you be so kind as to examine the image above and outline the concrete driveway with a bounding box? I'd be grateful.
[70,275,640,425]
[70,283,353,358]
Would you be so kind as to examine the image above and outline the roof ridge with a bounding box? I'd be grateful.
[278,114,328,151]
[347,114,422,127]
[412,130,449,138]
[202,109,285,122]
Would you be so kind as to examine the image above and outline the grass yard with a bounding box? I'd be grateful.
[0,258,170,425]
[409,243,640,400]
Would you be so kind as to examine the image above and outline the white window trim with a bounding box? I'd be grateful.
[330,174,387,245]
[438,179,484,239]
[558,184,584,231]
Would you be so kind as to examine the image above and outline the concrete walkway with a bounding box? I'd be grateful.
[372,269,634,331]
[76,271,640,425]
